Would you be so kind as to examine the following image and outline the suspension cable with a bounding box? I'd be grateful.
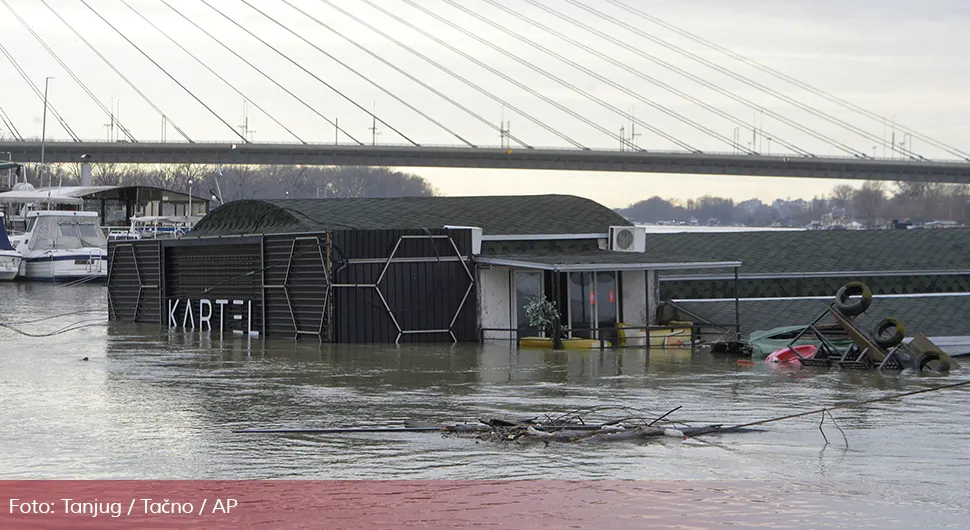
[358,0,586,149]
[37,0,193,143]
[0,41,80,142]
[119,0,303,144]
[277,0,475,147]
[0,103,22,140]
[157,0,358,145]
[527,0,865,158]
[451,0,747,154]
[218,0,417,146]
[402,0,682,151]
[77,0,248,144]
[606,0,970,161]
[561,0,918,159]
[1,0,137,142]
[481,0,811,157]
[332,0,533,149]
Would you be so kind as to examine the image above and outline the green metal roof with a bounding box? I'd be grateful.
[645,228,970,275]
[188,195,631,237]
[671,295,970,337]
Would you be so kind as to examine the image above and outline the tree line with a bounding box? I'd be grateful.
[617,181,970,227]
[8,163,438,203]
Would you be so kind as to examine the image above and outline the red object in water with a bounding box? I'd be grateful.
[765,345,818,364]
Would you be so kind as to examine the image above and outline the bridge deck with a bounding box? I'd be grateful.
[4,141,970,182]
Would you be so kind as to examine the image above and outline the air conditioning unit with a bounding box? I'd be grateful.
[609,225,646,253]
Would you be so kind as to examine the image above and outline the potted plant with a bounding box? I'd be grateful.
[524,295,563,349]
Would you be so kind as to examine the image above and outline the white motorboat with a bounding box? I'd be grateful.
[106,215,201,241]
[0,212,22,280]
[12,211,107,282]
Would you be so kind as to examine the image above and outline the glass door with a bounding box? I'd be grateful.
[514,271,542,337]
[596,272,618,343]
[568,271,619,340]
[569,272,594,339]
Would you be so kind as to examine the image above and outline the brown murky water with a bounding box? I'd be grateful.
[2,282,969,527]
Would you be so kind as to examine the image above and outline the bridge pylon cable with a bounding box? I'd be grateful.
[119,0,304,144]
[403,0,691,151]
[1,0,137,142]
[357,0,585,150]
[481,0,810,157]
[277,0,476,147]
[561,0,922,160]
[527,0,865,159]
[36,0,191,143]
[606,0,970,161]
[0,41,80,142]
[0,104,23,141]
[465,0,762,155]
[157,0,358,145]
[228,0,419,146]
[334,0,535,149]
[77,0,247,144]
[199,0,414,145]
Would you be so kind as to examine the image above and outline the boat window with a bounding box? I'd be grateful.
[59,222,80,237]
[77,222,102,237]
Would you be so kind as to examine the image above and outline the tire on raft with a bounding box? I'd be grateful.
[834,282,873,317]
[873,317,906,349]
[914,349,952,374]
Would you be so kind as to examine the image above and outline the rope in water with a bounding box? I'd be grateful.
[694,379,970,436]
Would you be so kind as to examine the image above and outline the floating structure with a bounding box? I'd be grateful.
[0,185,210,232]
[650,228,970,356]
[106,195,739,343]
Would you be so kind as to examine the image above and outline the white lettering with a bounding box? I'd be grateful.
[168,299,180,327]
[199,299,213,331]
[182,300,195,329]
[215,300,229,333]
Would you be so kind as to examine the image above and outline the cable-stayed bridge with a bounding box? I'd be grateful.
[1,0,968,182]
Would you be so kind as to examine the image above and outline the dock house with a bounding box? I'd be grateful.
[105,195,739,343]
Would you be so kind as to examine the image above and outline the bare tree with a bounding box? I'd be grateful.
[830,184,855,208]
[852,181,886,226]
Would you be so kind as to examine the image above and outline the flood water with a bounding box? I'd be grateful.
[2,282,969,527]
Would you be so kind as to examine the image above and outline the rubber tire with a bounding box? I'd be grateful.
[873,317,905,349]
[834,282,873,317]
[916,350,952,373]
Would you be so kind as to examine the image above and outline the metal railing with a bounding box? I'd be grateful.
[3,138,967,163]
[480,323,740,350]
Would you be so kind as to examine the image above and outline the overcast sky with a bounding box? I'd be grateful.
[1,0,968,207]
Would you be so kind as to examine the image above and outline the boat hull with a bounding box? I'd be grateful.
[19,252,107,281]
[0,252,21,280]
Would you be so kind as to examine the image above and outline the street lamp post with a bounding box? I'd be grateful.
[187,179,193,218]
[40,76,54,184]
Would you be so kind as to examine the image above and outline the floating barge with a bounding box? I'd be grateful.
[106,195,740,343]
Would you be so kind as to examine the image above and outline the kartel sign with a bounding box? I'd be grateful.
[167,298,258,336]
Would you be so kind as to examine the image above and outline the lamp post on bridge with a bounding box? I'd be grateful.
[187,179,193,218]
[40,76,54,185]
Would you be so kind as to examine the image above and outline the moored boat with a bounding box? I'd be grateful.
[12,211,108,282]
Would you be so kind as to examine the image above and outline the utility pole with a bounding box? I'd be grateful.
[629,107,641,149]
[619,125,626,151]
[237,99,255,142]
[369,101,381,146]
[40,76,53,166]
